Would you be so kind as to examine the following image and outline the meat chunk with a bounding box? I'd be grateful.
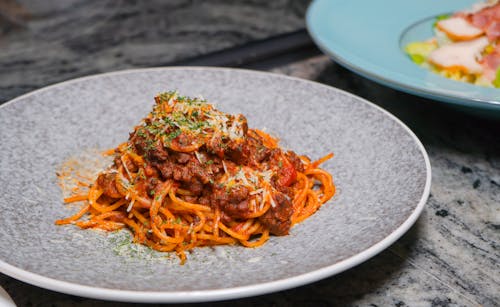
[172,152,192,164]
[151,160,174,179]
[96,172,121,199]
[285,150,305,172]
[258,192,293,235]
[114,154,138,173]
[222,199,252,219]
[180,179,204,195]
[212,185,252,219]
[130,127,169,161]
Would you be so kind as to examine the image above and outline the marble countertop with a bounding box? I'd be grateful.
[0,1,499,306]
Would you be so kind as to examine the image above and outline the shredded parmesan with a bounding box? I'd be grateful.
[121,156,133,179]
[269,194,277,208]
[222,160,228,174]
[260,170,273,183]
[126,199,135,212]
[194,151,204,164]
[250,188,264,195]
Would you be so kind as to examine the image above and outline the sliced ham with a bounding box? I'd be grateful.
[485,21,500,40]
[481,44,500,80]
[467,1,500,41]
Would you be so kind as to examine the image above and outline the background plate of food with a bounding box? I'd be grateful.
[307,0,500,112]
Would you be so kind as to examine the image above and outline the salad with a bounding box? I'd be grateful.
[405,0,500,87]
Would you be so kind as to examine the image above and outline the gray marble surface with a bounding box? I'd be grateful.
[0,0,499,306]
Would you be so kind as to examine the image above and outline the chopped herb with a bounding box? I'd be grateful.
[206,160,214,165]
[166,129,181,141]
[136,128,147,138]
[144,139,155,151]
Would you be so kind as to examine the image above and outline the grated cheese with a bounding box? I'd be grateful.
[222,160,228,174]
[121,156,133,179]
[249,188,264,195]
[126,199,135,212]
[269,193,277,208]
[194,151,204,164]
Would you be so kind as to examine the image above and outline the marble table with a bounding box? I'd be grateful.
[0,1,498,306]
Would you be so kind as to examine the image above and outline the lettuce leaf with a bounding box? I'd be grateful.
[493,67,500,88]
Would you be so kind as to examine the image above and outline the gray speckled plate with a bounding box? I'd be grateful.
[0,68,431,303]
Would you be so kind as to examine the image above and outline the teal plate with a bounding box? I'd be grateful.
[306,0,500,111]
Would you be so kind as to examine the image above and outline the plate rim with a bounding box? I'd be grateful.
[306,0,500,110]
[0,67,432,303]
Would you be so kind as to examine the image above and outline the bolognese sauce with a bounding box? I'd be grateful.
[56,91,335,264]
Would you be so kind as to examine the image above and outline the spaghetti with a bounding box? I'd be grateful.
[56,91,335,264]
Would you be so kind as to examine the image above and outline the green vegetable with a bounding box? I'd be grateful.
[493,68,500,88]
[433,14,450,27]
[404,41,437,65]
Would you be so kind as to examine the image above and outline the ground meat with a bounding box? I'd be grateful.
[96,172,121,199]
[258,192,293,236]
[197,187,212,206]
[267,149,282,166]
[152,160,215,194]
[198,195,210,206]
[114,154,138,173]
[186,161,215,184]
[211,185,252,219]
[130,128,169,161]
[206,134,226,157]
[226,140,272,166]
[172,164,194,182]
[285,150,305,172]
[151,160,174,179]
[253,146,271,163]
[205,157,223,175]
[222,199,252,219]
[172,152,192,164]
[181,179,204,195]
[148,140,169,161]
[272,182,294,199]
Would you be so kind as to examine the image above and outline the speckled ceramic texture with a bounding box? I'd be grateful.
[0,68,430,302]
